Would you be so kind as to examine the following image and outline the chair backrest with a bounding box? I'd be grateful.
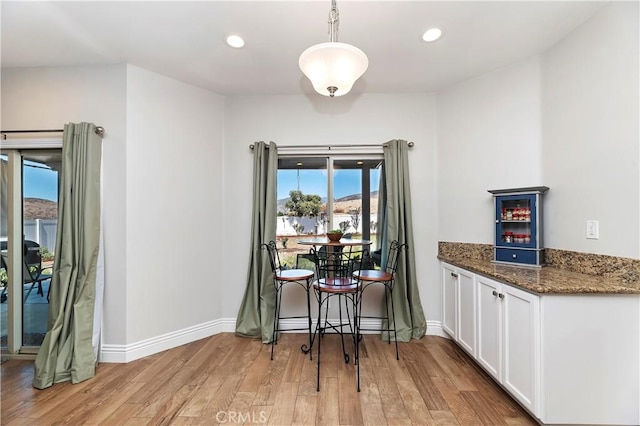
[313,246,368,286]
[23,240,43,280]
[261,240,284,273]
[23,240,42,268]
[383,240,407,275]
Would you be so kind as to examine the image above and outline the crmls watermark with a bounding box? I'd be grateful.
[215,410,268,424]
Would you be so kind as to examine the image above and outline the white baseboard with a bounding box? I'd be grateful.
[100,318,447,363]
[100,318,235,363]
[425,320,448,338]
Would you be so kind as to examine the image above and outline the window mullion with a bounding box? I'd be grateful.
[327,157,334,230]
[6,150,23,353]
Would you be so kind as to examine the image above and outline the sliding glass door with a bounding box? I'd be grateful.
[1,149,60,353]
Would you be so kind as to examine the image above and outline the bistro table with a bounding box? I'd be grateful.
[298,237,372,390]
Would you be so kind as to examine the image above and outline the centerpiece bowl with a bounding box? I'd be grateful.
[326,231,343,242]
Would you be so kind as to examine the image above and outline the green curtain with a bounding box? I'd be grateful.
[235,141,278,343]
[381,139,427,341]
[33,122,102,389]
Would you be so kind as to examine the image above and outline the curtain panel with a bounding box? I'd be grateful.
[381,139,427,341]
[235,141,278,343]
[33,122,102,389]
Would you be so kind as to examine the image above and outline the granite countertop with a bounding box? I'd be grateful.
[438,256,640,295]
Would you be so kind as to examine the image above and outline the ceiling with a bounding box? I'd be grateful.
[1,1,607,97]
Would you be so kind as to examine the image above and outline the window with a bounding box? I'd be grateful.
[276,154,383,267]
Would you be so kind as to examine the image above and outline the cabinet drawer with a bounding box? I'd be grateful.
[495,248,538,265]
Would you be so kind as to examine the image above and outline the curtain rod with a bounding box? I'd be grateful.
[1,126,105,140]
[249,141,414,150]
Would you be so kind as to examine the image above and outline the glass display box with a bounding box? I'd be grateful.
[488,186,549,266]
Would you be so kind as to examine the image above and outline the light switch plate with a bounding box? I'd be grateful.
[586,220,599,239]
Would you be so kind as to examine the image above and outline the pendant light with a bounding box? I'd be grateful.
[298,0,369,97]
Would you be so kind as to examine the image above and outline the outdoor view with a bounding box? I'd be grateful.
[276,157,382,268]
[1,151,59,348]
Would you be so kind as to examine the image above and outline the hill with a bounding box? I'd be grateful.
[277,192,379,214]
[24,198,58,220]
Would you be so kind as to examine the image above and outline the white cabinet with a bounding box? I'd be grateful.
[476,275,502,381]
[501,283,539,414]
[456,268,476,357]
[440,261,640,425]
[441,263,457,338]
[441,263,476,357]
[476,274,539,414]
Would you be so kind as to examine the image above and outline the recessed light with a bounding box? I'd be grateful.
[296,162,303,166]
[226,35,245,48]
[422,27,443,43]
[356,161,363,165]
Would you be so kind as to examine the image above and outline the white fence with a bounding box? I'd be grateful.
[277,214,369,236]
[23,219,57,253]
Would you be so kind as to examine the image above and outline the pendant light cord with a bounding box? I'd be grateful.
[328,0,339,42]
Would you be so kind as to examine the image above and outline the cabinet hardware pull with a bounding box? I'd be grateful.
[498,293,505,299]
[450,273,458,278]
[492,290,498,297]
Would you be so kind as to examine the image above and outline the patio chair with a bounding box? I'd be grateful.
[0,241,52,303]
[23,240,52,300]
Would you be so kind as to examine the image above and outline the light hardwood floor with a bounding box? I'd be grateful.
[1,333,537,425]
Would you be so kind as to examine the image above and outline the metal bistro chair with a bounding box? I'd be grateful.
[312,245,367,391]
[353,240,407,362]
[262,241,315,360]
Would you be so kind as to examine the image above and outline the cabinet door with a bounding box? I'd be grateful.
[476,276,501,381]
[502,284,539,414]
[441,263,457,339]
[457,269,476,356]
[495,193,537,249]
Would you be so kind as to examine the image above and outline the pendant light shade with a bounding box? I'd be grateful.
[298,0,368,97]
[299,42,368,97]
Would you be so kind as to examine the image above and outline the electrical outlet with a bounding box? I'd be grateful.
[586,220,599,239]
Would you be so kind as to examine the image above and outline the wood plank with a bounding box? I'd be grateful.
[404,360,449,411]
[338,358,364,425]
[292,395,317,426]
[357,368,386,426]
[316,377,339,426]
[460,390,507,426]
[428,344,477,392]
[100,403,144,425]
[267,381,298,425]
[202,374,244,420]
[252,344,291,406]
[395,380,437,425]
[371,365,409,422]
[431,376,483,426]
[430,410,461,425]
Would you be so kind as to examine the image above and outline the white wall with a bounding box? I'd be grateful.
[541,2,639,258]
[223,93,442,324]
[437,1,639,260]
[1,65,129,344]
[1,65,227,355]
[437,57,544,243]
[125,65,225,344]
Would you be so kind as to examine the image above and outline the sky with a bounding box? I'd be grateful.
[23,161,58,201]
[277,168,380,200]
